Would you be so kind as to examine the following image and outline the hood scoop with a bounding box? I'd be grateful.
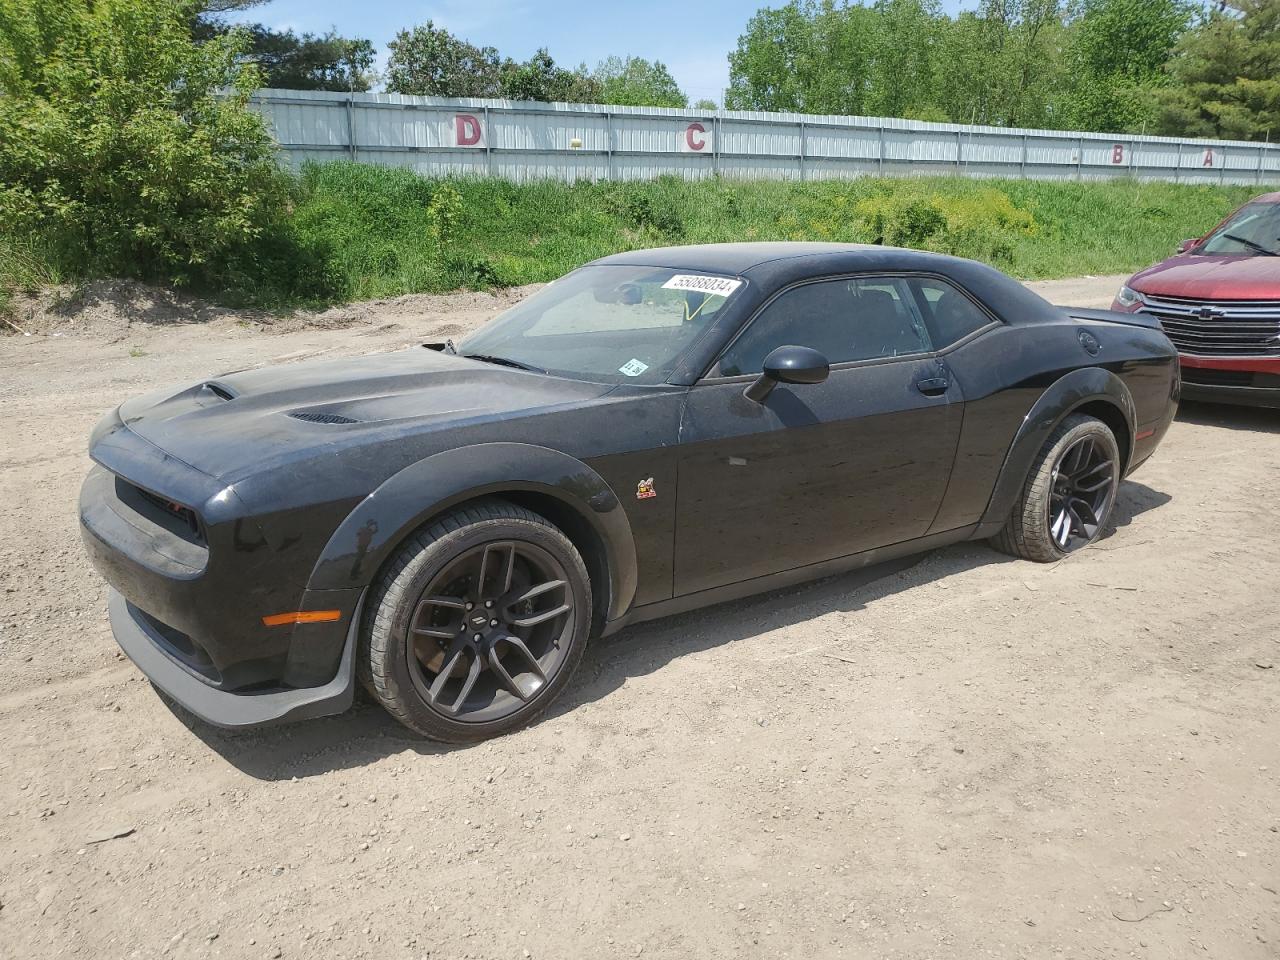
[288,411,362,425]
[202,382,236,401]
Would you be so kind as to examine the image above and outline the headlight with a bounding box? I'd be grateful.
[1115,285,1143,307]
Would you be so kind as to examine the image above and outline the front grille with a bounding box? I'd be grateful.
[129,483,202,539]
[1140,295,1280,357]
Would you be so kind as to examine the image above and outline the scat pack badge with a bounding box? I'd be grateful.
[636,477,657,501]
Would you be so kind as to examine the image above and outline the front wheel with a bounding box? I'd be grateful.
[360,499,592,742]
[991,414,1121,563]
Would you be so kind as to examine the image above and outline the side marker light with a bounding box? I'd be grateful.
[262,610,342,627]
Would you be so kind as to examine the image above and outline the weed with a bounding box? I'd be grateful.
[3,163,1270,310]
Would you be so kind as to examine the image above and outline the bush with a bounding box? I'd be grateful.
[283,163,483,301]
[0,0,286,290]
[852,186,1037,266]
[611,179,688,241]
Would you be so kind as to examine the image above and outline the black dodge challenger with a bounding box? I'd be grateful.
[80,243,1179,742]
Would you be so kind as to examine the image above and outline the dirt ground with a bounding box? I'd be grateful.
[1,273,1277,960]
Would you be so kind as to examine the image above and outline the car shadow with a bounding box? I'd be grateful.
[1105,478,1171,536]
[177,478,1172,780]
[1176,400,1280,434]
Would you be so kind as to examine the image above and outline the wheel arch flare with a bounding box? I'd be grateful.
[304,443,639,631]
[978,368,1137,535]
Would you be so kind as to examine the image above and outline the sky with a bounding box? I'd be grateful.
[228,0,974,105]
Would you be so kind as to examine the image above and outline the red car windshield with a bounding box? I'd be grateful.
[1198,202,1280,257]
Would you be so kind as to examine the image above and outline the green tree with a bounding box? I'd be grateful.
[935,9,1002,123]
[726,1,875,113]
[725,0,1230,131]
[725,1,819,111]
[1154,0,1280,140]
[0,0,285,285]
[694,97,719,111]
[499,48,601,102]
[862,0,944,118]
[725,0,957,119]
[203,24,375,91]
[197,0,267,12]
[385,20,506,97]
[593,55,688,107]
[1057,0,1193,131]
[189,1,375,92]
[386,24,604,103]
[934,0,1067,127]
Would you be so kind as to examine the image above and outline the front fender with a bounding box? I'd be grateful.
[306,443,638,624]
[978,367,1136,533]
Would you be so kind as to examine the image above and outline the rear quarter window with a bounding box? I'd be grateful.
[908,277,996,348]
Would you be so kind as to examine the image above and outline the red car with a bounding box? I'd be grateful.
[1112,192,1280,408]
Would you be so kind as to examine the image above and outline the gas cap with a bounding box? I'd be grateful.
[1078,329,1101,356]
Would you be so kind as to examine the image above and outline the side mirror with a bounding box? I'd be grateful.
[744,345,830,403]
[1177,238,1199,254]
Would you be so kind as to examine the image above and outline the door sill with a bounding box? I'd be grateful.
[601,524,977,635]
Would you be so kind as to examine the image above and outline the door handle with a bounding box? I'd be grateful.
[916,377,950,396]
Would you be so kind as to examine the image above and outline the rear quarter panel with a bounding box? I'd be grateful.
[928,318,1176,534]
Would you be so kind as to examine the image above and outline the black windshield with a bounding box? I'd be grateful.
[459,265,744,385]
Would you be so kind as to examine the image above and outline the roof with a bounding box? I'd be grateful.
[592,242,936,275]
[591,240,1065,343]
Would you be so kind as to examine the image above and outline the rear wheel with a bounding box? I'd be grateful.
[992,414,1120,562]
[360,499,591,742]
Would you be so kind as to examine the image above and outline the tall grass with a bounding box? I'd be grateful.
[280,165,1265,300]
[2,162,1269,315]
[0,233,64,323]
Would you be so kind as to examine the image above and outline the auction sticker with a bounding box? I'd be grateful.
[619,358,650,377]
[661,274,742,297]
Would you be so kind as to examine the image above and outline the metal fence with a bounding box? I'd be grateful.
[252,88,1280,187]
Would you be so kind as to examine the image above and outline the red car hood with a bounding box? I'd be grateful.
[1131,253,1280,301]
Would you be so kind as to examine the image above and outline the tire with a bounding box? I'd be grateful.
[359,498,592,742]
[991,414,1121,563]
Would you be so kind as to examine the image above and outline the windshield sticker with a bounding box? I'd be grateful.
[619,358,650,377]
[661,274,742,297]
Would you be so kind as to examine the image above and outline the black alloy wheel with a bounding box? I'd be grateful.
[1047,434,1116,552]
[992,413,1121,563]
[406,540,574,723]
[361,499,592,742]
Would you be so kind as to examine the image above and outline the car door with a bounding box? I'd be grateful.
[673,274,964,597]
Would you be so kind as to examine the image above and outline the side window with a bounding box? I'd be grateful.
[719,276,932,376]
[908,278,994,348]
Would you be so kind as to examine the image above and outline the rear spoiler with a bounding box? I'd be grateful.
[1057,305,1163,331]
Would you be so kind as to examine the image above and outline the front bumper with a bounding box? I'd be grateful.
[81,417,363,690]
[1178,356,1280,409]
[1179,381,1280,408]
[109,588,360,729]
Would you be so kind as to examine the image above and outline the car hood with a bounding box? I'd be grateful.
[116,348,614,482]
[1131,252,1280,300]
